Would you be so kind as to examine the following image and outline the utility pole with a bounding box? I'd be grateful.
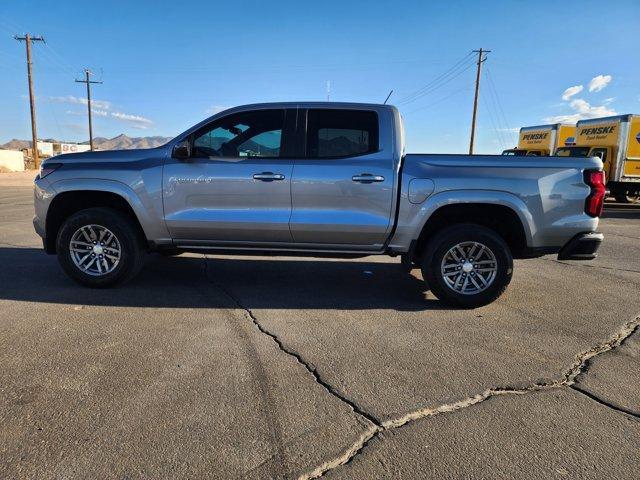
[14,33,45,169]
[469,48,490,155]
[75,69,102,150]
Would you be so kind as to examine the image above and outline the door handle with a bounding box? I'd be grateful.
[253,172,285,181]
[352,174,385,183]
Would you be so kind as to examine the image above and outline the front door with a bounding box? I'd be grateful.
[289,108,395,248]
[163,108,295,244]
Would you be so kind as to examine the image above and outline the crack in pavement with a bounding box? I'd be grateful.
[197,252,639,478]
[299,315,640,479]
[570,384,640,419]
[201,255,381,429]
[545,258,640,275]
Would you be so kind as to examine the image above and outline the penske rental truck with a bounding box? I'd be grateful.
[502,123,576,156]
[556,114,640,202]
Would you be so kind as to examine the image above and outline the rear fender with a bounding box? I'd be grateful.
[389,189,534,251]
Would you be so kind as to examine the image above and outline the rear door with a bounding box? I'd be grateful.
[163,108,296,244]
[289,107,395,248]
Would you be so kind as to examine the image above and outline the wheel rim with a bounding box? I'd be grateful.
[69,224,121,276]
[440,241,498,295]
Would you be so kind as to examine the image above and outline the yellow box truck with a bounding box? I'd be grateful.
[555,114,640,202]
[502,123,576,156]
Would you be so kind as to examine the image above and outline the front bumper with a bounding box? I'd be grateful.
[557,232,603,260]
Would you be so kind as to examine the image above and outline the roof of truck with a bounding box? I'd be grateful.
[520,123,574,131]
[216,101,395,111]
[576,114,638,125]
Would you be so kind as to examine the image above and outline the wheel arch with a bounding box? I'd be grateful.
[413,200,530,261]
[45,183,151,254]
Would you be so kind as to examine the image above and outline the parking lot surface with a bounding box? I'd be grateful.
[1,171,638,479]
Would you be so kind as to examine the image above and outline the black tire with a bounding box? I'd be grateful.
[400,253,415,273]
[613,193,640,204]
[614,193,631,203]
[56,207,146,288]
[421,224,513,308]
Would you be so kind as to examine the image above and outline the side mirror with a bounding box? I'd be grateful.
[172,140,191,159]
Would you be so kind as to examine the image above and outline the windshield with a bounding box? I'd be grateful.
[555,147,591,157]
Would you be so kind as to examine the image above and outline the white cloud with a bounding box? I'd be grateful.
[561,85,583,101]
[206,105,232,115]
[48,94,154,127]
[66,106,153,128]
[66,108,114,118]
[588,74,612,92]
[110,112,153,125]
[497,127,520,133]
[544,98,616,123]
[47,95,112,110]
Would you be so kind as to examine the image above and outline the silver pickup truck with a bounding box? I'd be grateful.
[34,102,605,307]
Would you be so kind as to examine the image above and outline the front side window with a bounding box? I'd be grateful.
[306,109,379,158]
[193,109,285,158]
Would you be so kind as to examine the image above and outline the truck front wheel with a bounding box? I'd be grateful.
[421,224,513,308]
[56,207,145,288]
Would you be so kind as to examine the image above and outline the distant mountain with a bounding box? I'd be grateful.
[1,134,173,151]
[1,139,31,150]
[87,134,173,150]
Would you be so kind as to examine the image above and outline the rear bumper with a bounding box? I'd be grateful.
[557,232,603,261]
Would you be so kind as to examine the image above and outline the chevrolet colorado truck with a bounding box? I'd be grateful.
[33,102,605,307]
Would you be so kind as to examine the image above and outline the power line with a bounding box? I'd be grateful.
[43,41,81,77]
[403,84,473,115]
[34,43,76,76]
[484,71,509,148]
[481,69,507,149]
[15,33,46,169]
[75,69,103,150]
[485,66,516,146]
[481,89,506,151]
[401,61,476,107]
[397,52,475,105]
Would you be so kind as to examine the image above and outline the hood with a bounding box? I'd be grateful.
[41,146,168,167]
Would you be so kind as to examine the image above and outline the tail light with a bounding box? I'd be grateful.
[584,170,605,217]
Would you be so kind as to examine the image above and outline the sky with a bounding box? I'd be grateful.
[0,0,637,154]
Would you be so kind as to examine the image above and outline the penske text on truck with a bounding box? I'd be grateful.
[502,123,576,156]
[556,114,640,202]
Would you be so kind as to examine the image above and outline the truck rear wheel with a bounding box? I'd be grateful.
[56,207,145,288]
[421,224,513,308]
[613,193,639,203]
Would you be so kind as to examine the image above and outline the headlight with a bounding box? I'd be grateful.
[39,162,62,179]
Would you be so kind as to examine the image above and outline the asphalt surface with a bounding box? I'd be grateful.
[0,172,638,479]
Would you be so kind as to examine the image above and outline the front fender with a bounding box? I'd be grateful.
[48,178,171,243]
[389,189,535,252]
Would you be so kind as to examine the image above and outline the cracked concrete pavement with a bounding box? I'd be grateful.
[1,172,638,479]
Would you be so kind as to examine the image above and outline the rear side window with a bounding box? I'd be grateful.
[306,109,379,158]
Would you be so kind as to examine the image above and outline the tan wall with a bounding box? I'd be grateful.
[0,150,25,172]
